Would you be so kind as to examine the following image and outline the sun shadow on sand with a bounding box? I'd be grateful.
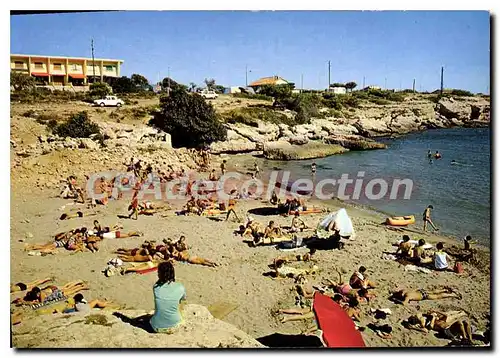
[112,312,155,333]
[247,207,281,216]
[256,333,323,348]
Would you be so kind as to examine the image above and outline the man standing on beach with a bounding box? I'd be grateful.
[311,163,317,176]
[423,205,439,232]
[220,160,227,176]
[254,162,260,178]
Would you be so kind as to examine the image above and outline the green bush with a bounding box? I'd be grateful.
[52,111,101,138]
[450,89,474,97]
[223,107,292,126]
[370,98,391,105]
[149,88,227,148]
[10,72,36,92]
[89,82,112,98]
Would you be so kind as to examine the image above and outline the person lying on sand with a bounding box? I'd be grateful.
[60,293,119,314]
[349,266,377,289]
[25,228,88,253]
[165,236,218,267]
[12,281,89,306]
[390,287,462,305]
[278,294,361,323]
[405,308,473,343]
[183,196,202,216]
[273,248,317,268]
[11,278,52,293]
[117,242,156,262]
[271,260,318,279]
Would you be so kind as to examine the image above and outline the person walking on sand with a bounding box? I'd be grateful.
[220,160,227,176]
[254,162,260,178]
[423,205,438,232]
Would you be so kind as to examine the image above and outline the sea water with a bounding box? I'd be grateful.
[260,128,491,245]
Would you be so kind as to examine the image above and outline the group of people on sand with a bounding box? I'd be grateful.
[241,212,311,247]
[189,148,211,171]
[105,235,218,277]
[25,220,143,254]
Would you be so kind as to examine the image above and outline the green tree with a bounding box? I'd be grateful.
[131,74,150,90]
[110,76,136,93]
[214,85,226,94]
[150,88,227,148]
[161,77,187,93]
[259,84,293,102]
[10,72,36,91]
[89,82,112,98]
[331,82,345,87]
[189,82,197,92]
[345,81,357,92]
[204,78,216,90]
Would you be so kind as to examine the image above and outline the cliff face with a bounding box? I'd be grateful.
[209,94,490,157]
[12,304,265,348]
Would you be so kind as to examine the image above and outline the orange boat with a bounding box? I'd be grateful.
[385,215,415,226]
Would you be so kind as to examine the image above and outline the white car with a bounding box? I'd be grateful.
[200,90,218,99]
[94,96,125,107]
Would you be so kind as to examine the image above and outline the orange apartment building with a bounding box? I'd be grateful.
[10,54,124,88]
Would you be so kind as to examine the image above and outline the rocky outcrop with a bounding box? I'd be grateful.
[210,140,258,154]
[325,134,387,150]
[263,141,347,160]
[12,305,264,348]
[437,97,472,121]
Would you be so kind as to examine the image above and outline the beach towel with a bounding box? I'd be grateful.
[312,292,365,348]
[316,209,355,239]
[207,301,239,320]
[276,236,306,250]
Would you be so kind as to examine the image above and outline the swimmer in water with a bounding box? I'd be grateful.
[427,150,432,159]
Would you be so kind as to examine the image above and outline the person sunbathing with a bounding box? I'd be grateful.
[411,239,433,264]
[264,221,284,240]
[349,266,377,289]
[395,235,413,257]
[11,278,52,293]
[208,169,217,181]
[60,293,118,314]
[117,242,155,262]
[85,234,102,253]
[25,229,86,253]
[12,281,89,306]
[272,260,318,279]
[391,287,462,305]
[273,248,317,268]
[278,295,361,323]
[242,217,266,239]
[167,236,218,267]
[406,309,472,343]
[289,212,310,233]
[184,196,202,215]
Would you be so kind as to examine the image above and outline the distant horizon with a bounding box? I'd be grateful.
[10,11,490,93]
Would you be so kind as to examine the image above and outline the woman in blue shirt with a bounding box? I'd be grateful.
[150,261,186,333]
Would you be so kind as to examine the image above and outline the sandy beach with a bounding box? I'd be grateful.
[10,153,491,348]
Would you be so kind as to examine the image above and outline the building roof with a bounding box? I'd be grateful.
[248,76,290,87]
[11,54,124,63]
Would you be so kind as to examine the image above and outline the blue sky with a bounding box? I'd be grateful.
[10,11,490,93]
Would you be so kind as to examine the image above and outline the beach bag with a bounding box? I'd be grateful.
[454,262,464,274]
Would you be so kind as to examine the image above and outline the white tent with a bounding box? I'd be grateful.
[316,208,355,239]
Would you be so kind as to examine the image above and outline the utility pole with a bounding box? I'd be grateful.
[384,77,387,90]
[412,78,416,93]
[301,74,304,93]
[167,66,171,94]
[362,76,365,89]
[245,65,248,88]
[440,66,444,95]
[91,38,96,83]
[328,61,331,89]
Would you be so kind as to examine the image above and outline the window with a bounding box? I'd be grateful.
[34,62,44,69]
[71,64,79,71]
[105,65,114,71]
[14,61,24,69]
[53,63,62,70]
